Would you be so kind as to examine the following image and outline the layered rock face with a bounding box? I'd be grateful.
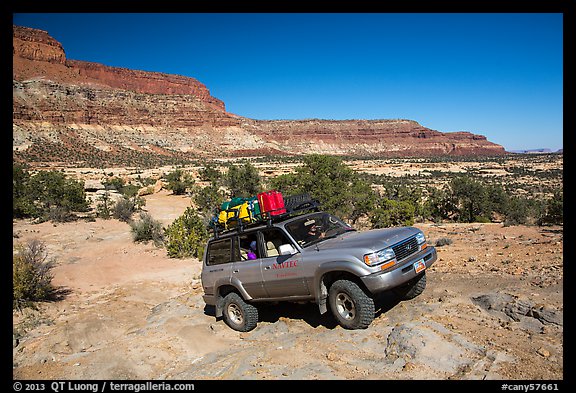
[13,25,225,111]
[247,119,504,156]
[13,24,505,167]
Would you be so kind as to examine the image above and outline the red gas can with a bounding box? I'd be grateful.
[257,190,286,216]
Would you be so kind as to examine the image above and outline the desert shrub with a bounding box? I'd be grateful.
[113,197,136,222]
[198,164,222,183]
[270,154,376,224]
[165,169,195,195]
[502,196,532,226]
[423,176,533,225]
[13,164,38,218]
[193,182,226,217]
[103,176,141,199]
[381,182,427,222]
[537,189,563,225]
[130,212,164,246]
[13,239,56,311]
[163,207,208,259]
[224,162,262,198]
[435,237,453,247]
[13,165,89,221]
[95,191,114,219]
[31,170,89,214]
[449,176,491,223]
[103,176,125,192]
[47,206,76,222]
[485,184,510,217]
[424,187,456,222]
[136,174,158,187]
[370,199,415,228]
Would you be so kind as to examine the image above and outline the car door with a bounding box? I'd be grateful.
[230,232,267,299]
[202,237,235,298]
[260,228,310,297]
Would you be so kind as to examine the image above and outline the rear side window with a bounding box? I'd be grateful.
[206,238,233,265]
[235,232,260,261]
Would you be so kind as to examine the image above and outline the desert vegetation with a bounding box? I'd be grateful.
[13,239,57,311]
[13,153,563,309]
[13,163,90,222]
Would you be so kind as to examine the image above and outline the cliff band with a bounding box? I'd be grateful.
[13,24,505,167]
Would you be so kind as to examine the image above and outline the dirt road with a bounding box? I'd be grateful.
[12,191,563,380]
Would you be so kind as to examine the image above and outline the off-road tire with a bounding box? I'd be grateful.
[393,272,427,300]
[283,193,316,211]
[222,292,259,332]
[328,279,375,329]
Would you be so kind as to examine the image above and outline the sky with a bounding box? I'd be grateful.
[12,13,564,152]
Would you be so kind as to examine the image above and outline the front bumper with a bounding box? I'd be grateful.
[360,246,437,294]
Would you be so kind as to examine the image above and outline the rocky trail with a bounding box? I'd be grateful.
[12,191,563,380]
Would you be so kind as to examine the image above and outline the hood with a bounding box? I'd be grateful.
[313,227,421,253]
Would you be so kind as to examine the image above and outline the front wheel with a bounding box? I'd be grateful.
[222,292,259,332]
[328,279,375,329]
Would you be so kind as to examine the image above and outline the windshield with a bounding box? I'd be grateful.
[285,212,355,248]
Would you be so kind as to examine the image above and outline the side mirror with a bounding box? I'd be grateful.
[279,244,297,256]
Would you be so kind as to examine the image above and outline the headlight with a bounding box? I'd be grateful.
[364,247,395,267]
[415,232,426,245]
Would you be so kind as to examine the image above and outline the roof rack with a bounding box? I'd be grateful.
[210,194,321,239]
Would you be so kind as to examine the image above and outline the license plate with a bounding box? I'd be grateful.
[413,259,426,274]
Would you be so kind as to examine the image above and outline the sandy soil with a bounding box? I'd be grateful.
[12,190,563,380]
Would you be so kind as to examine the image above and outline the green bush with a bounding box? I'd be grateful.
[370,199,415,228]
[165,169,195,195]
[449,176,491,222]
[198,164,222,183]
[538,189,563,225]
[502,197,531,226]
[12,164,89,221]
[13,164,38,218]
[95,191,114,219]
[103,176,140,199]
[130,212,164,246]
[224,162,262,198]
[271,154,375,224]
[163,207,208,259]
[422,175,540,226]
[193,182,226,217]
[13,239,56,311]
[382,183,427,222]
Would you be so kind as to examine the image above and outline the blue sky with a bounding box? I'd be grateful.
[13,13,563,152]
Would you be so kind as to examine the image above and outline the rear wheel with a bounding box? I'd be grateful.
[328,279,375,329]
[222,292,258,332]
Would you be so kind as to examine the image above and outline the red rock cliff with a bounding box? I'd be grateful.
[13,24,226,111]
[13,24,506,166]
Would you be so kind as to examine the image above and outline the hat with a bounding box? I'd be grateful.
[250,240,257,250]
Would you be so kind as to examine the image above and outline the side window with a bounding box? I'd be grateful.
[261,229,293,258]
[206,238,232,266]
[234,232,260,262]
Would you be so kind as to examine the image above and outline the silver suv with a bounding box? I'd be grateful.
[201,210,437,331]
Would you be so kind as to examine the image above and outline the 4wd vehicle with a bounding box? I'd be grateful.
[201,202,437,331]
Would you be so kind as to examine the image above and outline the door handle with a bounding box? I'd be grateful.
[232,269,239,273]
[264,265,271,270]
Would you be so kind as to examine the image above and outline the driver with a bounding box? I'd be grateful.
[304,222,325,243]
